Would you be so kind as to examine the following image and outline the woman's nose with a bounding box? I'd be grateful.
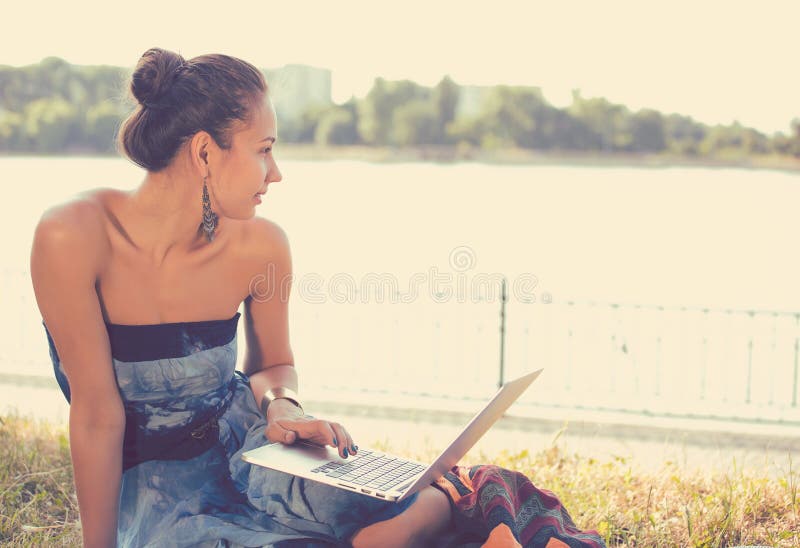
[268,163,282,183]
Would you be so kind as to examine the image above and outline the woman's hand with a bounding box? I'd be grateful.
[264,399,358,459]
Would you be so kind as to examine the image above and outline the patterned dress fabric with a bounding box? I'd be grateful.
[43,312,418,547]
[43,311,605,548]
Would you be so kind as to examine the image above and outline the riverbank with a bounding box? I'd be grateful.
[275,143,800,173]
[3,145,799,173]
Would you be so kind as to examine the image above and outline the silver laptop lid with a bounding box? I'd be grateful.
[393,368,543,500]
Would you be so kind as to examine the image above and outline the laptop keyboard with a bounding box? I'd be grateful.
[311,449,427,491]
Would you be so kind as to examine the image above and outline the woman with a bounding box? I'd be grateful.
[31,48,604,548]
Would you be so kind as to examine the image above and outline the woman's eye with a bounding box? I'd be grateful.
[262,147,272,154]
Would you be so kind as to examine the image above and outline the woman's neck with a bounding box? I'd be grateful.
[124,165,215,267]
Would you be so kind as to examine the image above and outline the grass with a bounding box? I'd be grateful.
[1,412,798,547]
[0,414,78,546]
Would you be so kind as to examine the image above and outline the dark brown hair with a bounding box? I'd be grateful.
[117,48,268,172]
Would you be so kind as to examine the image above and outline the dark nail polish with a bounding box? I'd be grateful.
[351,445,357,452]
[333,436,338,446]
[343,448,349,458]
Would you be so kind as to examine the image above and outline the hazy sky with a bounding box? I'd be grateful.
[4,0,797,135]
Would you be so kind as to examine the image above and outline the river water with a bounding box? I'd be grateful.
[1,156,798,474]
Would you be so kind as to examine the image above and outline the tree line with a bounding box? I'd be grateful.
[1,56,799,159]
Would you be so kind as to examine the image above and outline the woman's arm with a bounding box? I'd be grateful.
[241,218,356,457]
[30,200,125,548]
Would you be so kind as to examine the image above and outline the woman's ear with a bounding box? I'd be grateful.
[189,131,213,176]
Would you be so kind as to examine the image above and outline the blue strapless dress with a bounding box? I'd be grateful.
[42,312,419,548]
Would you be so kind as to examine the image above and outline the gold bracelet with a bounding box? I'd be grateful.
[261,386,303,418]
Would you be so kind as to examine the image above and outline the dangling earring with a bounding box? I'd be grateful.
[202,175,219,242]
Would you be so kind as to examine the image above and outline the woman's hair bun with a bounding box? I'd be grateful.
[118,48,268,171]
[130,48,185,106]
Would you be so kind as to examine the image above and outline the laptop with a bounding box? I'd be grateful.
[241,369,542,502]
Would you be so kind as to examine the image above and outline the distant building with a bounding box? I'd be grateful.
[263,64,332,121]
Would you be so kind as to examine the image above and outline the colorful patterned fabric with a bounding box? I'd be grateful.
[429,464,606,548]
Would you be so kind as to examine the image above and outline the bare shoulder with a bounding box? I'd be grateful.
[237,216,292,303]
[39,189,103,225]
[36,189,107,259]
[238,215,291,264]
[34,189,111,274]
